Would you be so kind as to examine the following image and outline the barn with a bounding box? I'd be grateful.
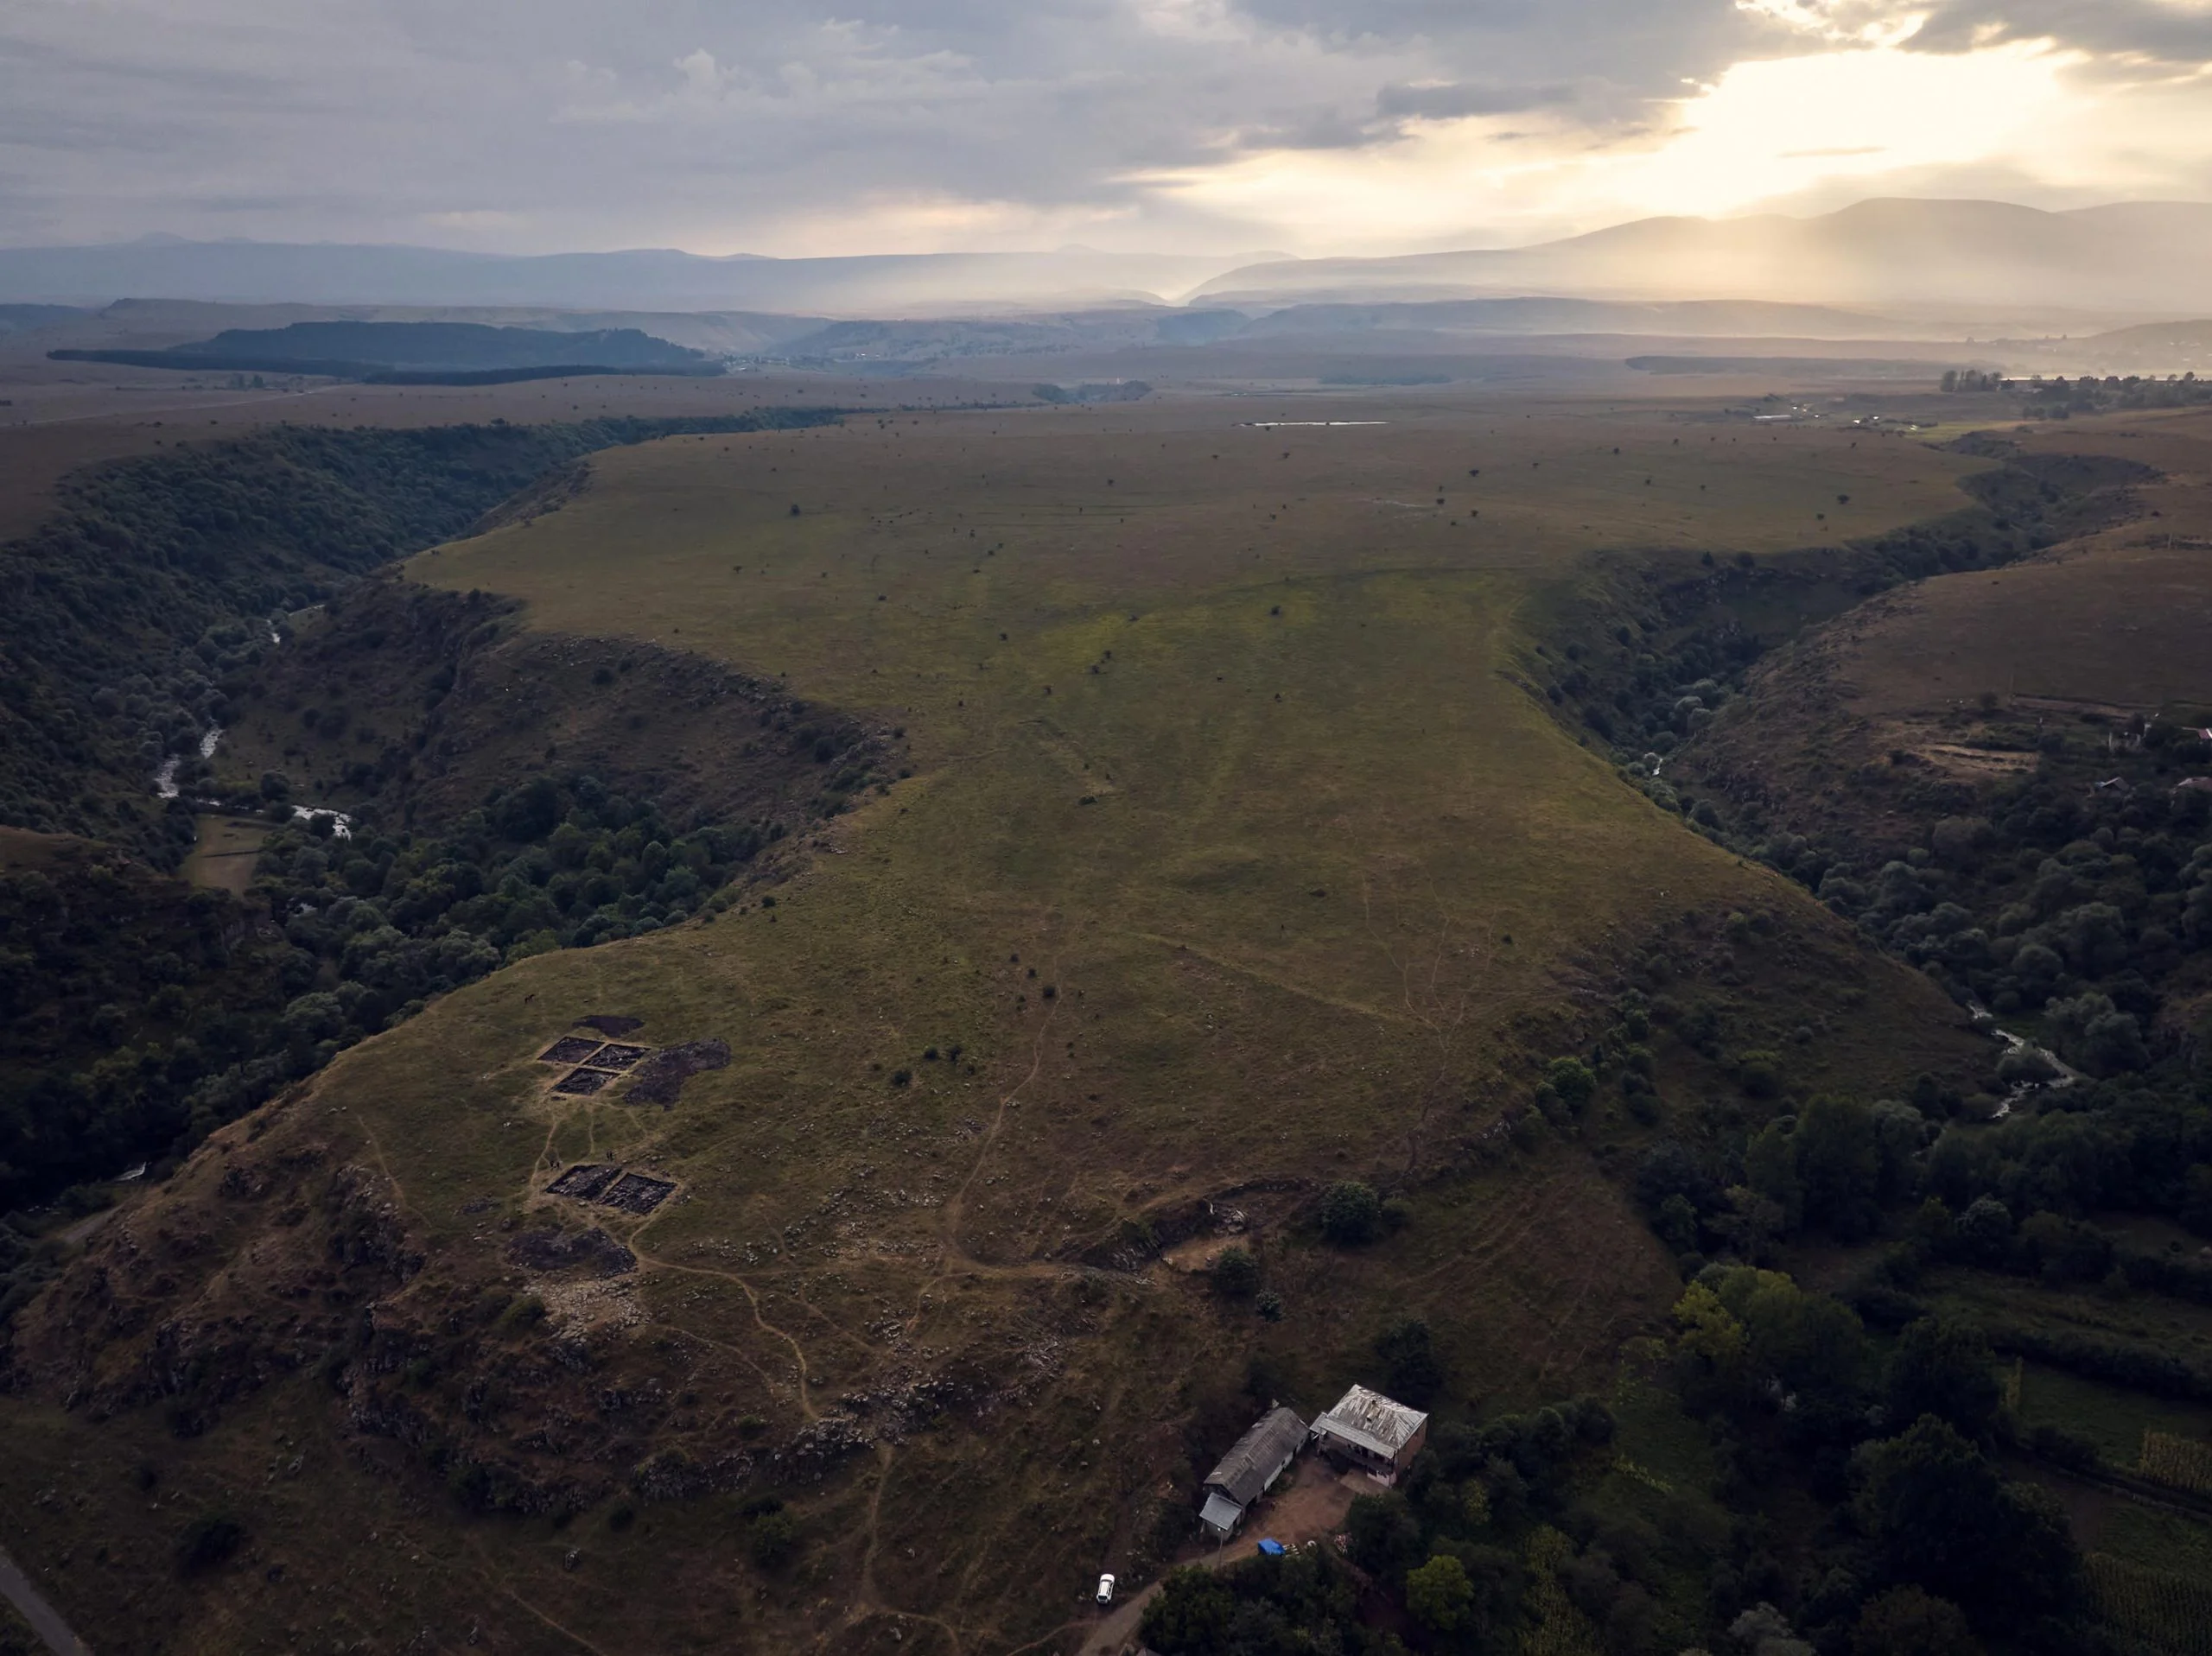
[1198,1405,1308,1539]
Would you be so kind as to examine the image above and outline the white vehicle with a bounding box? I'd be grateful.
[1096,1572,1116,1607]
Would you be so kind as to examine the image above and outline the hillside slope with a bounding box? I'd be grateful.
[0,403,1995,1654]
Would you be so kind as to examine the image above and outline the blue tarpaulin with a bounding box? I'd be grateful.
[1256,1539,1287,1556]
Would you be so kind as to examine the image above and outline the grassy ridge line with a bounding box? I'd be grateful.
[0,409,839,866]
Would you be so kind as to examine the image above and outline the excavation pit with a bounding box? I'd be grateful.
[592,1044,651,1069]
[547,1164,622,1201]
[537,1037,604,1065]
[552,1067,617,1095]
[601,1172,677,1215]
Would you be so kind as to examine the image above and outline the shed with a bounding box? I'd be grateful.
[1310,1385,1428,1483]
[1198,1405,1308,1539]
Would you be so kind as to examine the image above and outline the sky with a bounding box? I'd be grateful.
[4,0,2211,257]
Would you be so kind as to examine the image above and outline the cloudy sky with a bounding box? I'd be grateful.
[4,0,2210,257]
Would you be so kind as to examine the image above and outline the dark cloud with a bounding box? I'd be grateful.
[1908,0,2212,62]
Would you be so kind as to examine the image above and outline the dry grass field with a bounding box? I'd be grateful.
[0,389,1994,1654]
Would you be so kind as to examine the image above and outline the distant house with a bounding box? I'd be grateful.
[1198,1405,1308,1539]
[1310,1385,1428,1484]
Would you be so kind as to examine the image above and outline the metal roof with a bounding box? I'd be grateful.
[1313,1386,1427,1462]
[1203,1405,1308,1507]
[1199,1492,1244,1535]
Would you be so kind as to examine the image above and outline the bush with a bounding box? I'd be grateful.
[1375,1317,1445,1404]
[1405,1553,1475,1632]
[175,1513,244,1576]
[1319,1181,1383,1246]
[1542,1056,1597,1111]
[1211,1245,1259,1298]
[747,1509,800,1568]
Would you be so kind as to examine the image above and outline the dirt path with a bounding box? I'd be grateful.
[0,1543,92,1656]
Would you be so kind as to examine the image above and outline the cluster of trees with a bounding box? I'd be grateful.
[0,410,836,865]
[182,773,773,1145]
[1670,1268,2083,1649]
[1747,726,2212,1078]
[0,853,280,1218]
[0,770,778,1235]
[1939,370,2008,393]
[2018,373,2212,418]
[1637,1069,2212,1286]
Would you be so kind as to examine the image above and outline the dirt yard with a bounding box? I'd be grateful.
[1080,1457,1382,1655]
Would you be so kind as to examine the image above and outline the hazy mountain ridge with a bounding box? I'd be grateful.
[0,239,1258,316]
[1197,199,2212,314]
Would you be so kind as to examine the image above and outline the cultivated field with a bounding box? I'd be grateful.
[0,390,1992,1653]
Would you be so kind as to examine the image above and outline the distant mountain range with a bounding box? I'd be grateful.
[0,239,1258,316]
[1193,200,2212,316]
[6,202,2211,320]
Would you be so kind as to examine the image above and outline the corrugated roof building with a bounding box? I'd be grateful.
[1310,1385,1427,1483]
[1198,1405,1307,1539]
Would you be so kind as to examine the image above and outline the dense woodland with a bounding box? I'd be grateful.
[0,410,836,866]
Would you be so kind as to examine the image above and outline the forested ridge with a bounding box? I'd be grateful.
[0,410,837,865]
[1,409,855,1300]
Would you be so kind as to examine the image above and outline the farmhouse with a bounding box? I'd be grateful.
[1198,1405,1308,1539]
[1310,1385,1427,1483]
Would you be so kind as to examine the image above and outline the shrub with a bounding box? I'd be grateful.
[1542,1056,1597,1111]
[1318,1181,1383,1246]
[175,1513,244,1576]
[748,1509,800,1567]
[1211,1245,1259,1298]
[1375,1317,1444,1404]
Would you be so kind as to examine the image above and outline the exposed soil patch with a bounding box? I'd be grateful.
[551,1067,615,1095]
[505,1226,638,1278]
[537,1037,603,1064]
[545,1164,621,1201]
[543,1163,677,1215]
[626,1038,730,1107]
[601,1172,677,1215]
[576,1014,644,1037]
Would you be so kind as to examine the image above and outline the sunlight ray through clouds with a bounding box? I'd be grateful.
[1141,36,2095,247]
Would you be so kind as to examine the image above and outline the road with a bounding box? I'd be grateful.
[0,1544,92,1656]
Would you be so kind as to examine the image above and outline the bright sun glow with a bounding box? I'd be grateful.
[1141,40,2094,248]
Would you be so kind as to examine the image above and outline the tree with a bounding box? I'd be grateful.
[1405,1553,1475,1633]
[1375,1317,1444,1404]
[1672,1281,1749,1405]
[1139,1566,1235,1652]
[1953,1196,2012,1266]
[1851,1586,1981,1656]
[1795,1095,1881,1240]
[1885,1317,2001,1443]
[1211,1245,1259,1298]
[1319,1181,1382,1246]
[1345,1491,1423,1579]
[747,1509,800,1567]
[1542,1056,1597,1112]
[1853,1416,2079,1633]
[175,1513,244,1576]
